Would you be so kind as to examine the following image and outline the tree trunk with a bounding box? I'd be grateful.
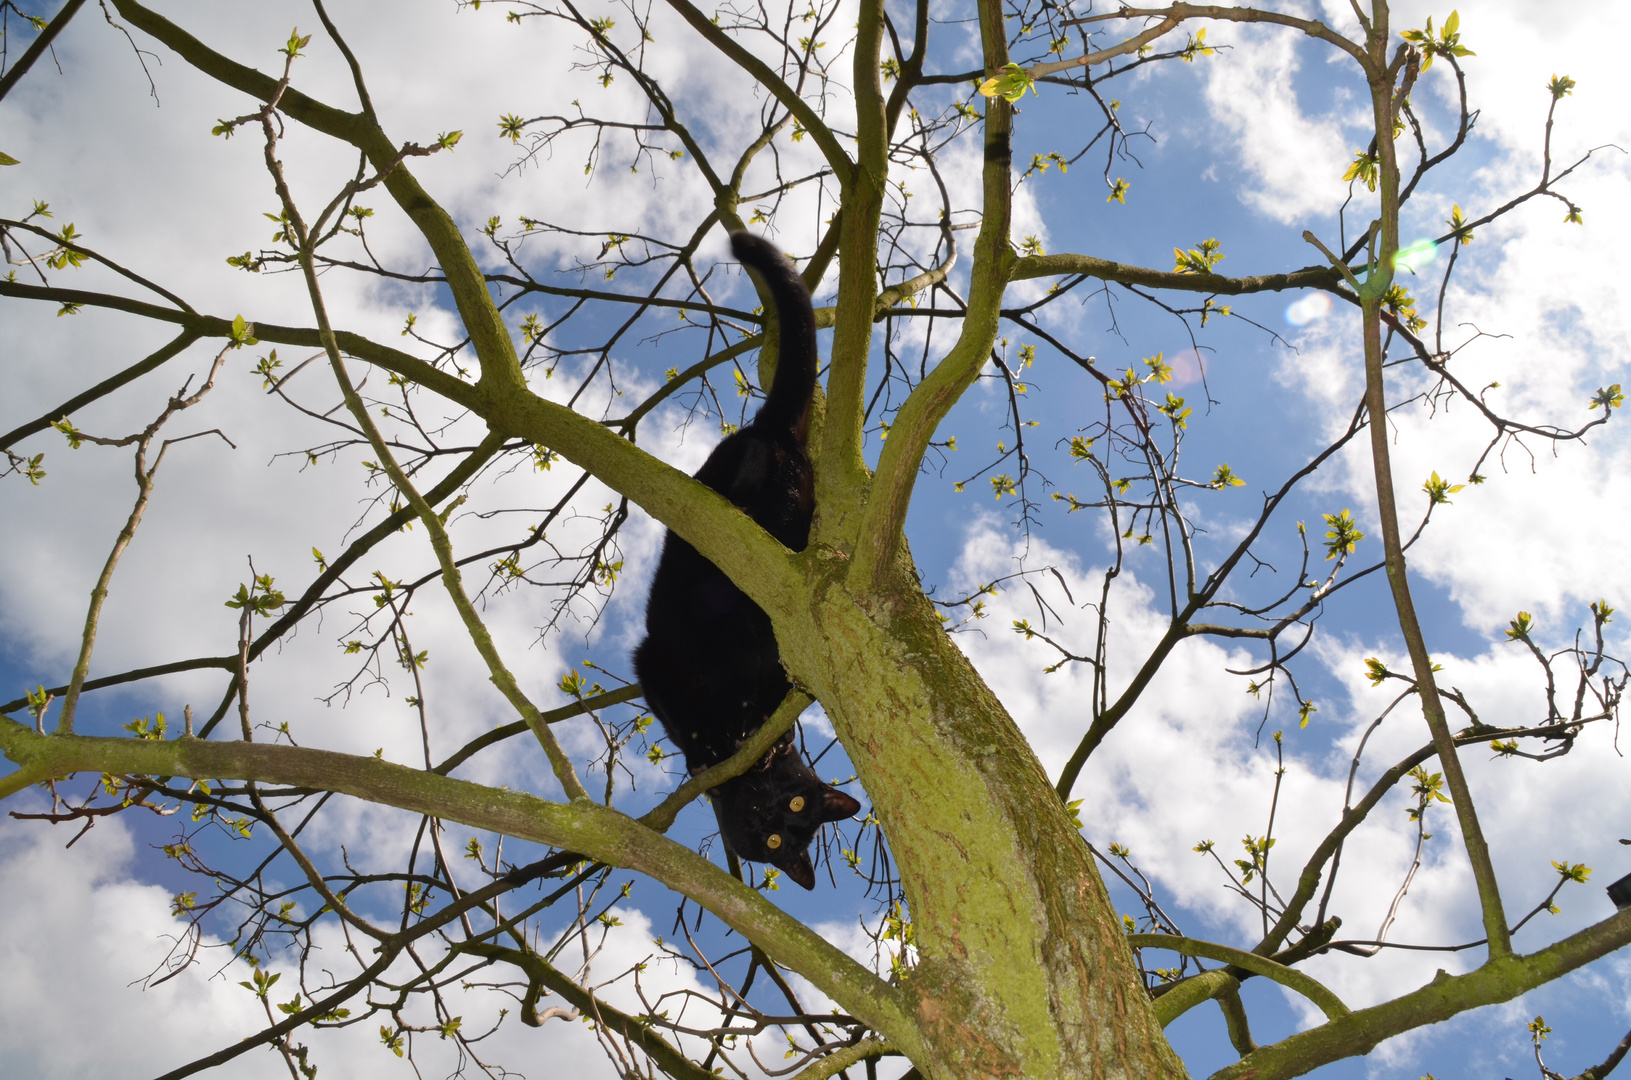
[785,547,1188,1080]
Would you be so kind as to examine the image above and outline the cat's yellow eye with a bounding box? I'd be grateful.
[766,834,783,850]
[788,796,806,813]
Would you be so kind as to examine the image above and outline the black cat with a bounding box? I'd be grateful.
[634,232,861,890]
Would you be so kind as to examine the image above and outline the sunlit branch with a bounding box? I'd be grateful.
[1012,252,1341,296]
[1148,969,1258,1033]
[1022,15,1180,80]
[1130,934,1348,1020]
[1083,4,1371,71]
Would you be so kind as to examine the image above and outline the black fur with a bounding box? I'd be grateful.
[633,232,861,890]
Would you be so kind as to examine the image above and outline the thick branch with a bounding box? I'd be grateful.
[1087,4,1371,71]
[1209,910,1631,1080]
[1025,16,1180,80]
[0,720,922,1055]
[848,15,1014,590]
[1151,969,1238,1027]
[1012,253,1340,295]
[0,0,93,102]
[1129,934,1349,1021]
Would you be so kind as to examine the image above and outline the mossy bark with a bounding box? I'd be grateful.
[780,548,1188,1080]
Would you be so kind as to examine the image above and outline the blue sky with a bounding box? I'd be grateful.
[2,1,1630,1077]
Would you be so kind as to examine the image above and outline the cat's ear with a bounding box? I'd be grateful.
[781,849,817,890]
[818,785,861,822]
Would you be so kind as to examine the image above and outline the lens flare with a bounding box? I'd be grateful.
[1284,292,1332,326]
[1396,237,1439,274]
[1166,347,1207,387]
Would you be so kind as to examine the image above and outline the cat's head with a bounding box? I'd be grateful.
[713,758,862,890]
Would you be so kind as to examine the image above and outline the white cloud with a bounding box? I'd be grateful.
[1199,20,1361,224]
[0,813,286,1077]
[0,807,751,1078]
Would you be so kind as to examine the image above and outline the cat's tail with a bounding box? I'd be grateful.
[731,231,817,436]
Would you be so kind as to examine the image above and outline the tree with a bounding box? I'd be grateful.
[1,1,1626,1078]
